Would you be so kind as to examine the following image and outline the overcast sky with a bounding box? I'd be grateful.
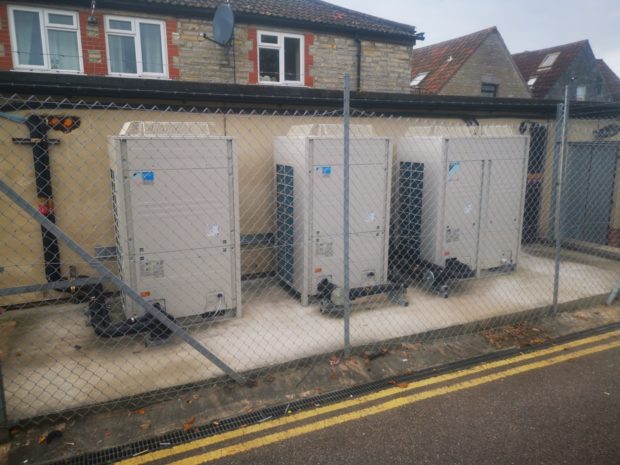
[329,0,620,75]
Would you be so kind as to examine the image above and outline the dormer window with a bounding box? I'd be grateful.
[527,77,537,87]
[538,52,560,70]
[410,71,428,87]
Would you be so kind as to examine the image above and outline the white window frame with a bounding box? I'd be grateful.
[257,31,305,86]
[576,85,587,101]
[8,5,83,73]
[410,71,428,88]
[105,15,168,79]
[538,52,560,70]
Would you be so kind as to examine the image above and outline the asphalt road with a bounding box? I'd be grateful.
[167,341,620,465]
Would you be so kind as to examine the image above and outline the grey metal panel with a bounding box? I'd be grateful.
[562,143,618,244]
[110,132,241,320]
[274,131,392,304]
[397,133,528,272]
[582,145,617,243]
[561,144,590,241]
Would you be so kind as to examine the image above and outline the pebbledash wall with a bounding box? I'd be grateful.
[0,3,413,93]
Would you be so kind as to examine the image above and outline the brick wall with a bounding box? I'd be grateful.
[0,4,12,70]
[440,31,531,98]
[0,2,411,93]
[0,4,179,77]
[79,12,106,75]
[310,33,411,92]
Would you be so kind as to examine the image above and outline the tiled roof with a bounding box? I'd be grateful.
[512,40,589,98]
[410,27,497,94]
[597,59,620,102]
[120,0,418,40]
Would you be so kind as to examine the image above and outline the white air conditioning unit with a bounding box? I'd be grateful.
[274,124,397,308]
[394,127,529,294]
[109,121,241,320]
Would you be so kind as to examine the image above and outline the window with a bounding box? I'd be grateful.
[258,31,304,85]
[527,77,538,87]
[481,82,498,97]
[538,52,560,70]
[8,6,82,72]
[576,85,587,101]
[410,72,428,88]
[105,16,167,78]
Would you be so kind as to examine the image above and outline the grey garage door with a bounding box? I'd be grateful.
[561,143,618,244]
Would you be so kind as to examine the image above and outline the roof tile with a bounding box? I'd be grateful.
[512,40,588,98]
[134,0,418,39]
[597,59,620,102]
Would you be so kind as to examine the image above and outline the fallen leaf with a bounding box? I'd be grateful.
[38,430,63,445]
[396,382,409,388]
[134,408,145,415]
[140,422,151,430]
[329,355,341,366]
[183,415,196,432]
[192,394,200,400]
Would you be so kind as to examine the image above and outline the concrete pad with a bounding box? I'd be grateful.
[1,249,618,421]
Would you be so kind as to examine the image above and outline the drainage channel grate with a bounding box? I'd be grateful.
[45,322,620,465]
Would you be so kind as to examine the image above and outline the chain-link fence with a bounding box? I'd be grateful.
[0,87,618,428]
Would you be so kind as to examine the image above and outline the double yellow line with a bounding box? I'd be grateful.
[119,329,620,465]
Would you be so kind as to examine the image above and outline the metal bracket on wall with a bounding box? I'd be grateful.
[0,176,246,386]
[607,280,620,305]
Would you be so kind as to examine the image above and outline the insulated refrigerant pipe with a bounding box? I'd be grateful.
[0,176,246,384]
[26,115,62,282]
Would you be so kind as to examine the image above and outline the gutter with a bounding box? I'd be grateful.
[3,72,618,118]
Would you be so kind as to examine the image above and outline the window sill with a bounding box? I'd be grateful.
[107,73,170,80]
[258,81,306,87]
[11,68,84,75]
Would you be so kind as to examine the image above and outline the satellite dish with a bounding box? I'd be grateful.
[212,3,234,45]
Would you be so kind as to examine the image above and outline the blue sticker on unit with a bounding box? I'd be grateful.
[321,166,332,176]
[132,171,155,185]
[448,162,460,181]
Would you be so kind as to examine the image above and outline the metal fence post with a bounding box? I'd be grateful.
[343,73,351,358]
[0,362,8,443]
[552,86,570,313]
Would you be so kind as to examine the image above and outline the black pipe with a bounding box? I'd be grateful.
[355,35,362,92]
[25,115,62,282]
[88,293,174,339]
[317,278,404,301]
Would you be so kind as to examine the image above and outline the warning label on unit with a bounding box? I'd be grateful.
[207,224,220,237]
[317,242,334,257]
[446,228,460,243]
[447,162,460,181]
[140,259,164,278]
